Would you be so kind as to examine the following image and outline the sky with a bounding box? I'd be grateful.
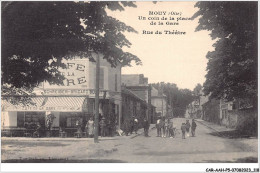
[107,2,215,90]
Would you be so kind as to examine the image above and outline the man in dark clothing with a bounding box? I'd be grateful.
[156,117,162,137]
[191,119,197,137]
[99,118,106,137]
[143,118,150,137]
[133,117,139,134]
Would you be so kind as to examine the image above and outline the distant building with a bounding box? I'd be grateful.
[122,74,149,102]
[121,87,147,130]
[151,87,167,117]
[121,74,155,123]
[187,89,209,119]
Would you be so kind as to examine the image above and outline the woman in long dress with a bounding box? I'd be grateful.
[86,117,94,137]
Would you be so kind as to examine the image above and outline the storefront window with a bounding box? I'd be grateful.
[60,112,84,128]
[17,112,45,128]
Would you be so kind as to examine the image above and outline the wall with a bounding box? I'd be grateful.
[121,89,147,130]
[1,111,17,128]
[225,108,257,133]
[122,74,140,86]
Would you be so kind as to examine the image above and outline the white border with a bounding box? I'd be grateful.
[1,0,259,173]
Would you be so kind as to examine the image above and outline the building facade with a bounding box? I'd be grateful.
[1,56,122,137]
[219,98,257,133]
[121,74,154,123]
[151,87,167,117]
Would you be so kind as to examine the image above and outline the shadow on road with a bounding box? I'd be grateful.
[209,130,257,139]
[99,138,119,141]
[203,157,258,163]
[2,158,126,163]
[2,141,69,148]
[134,150,223,156]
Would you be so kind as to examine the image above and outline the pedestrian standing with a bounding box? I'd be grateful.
[143,118,150,137]
[76,118,82,133]
[161,117,166,137]
[165,119,169,137]
[168,120,174,138]
[156,117,162,137]
[181,123,186,139]
[86,117,94,138]
[99,117,106,137]
[191,119,197,137]
[185,119,191,137]
[133,117,139,134]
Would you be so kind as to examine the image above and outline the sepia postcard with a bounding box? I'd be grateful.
[1,1,259,172]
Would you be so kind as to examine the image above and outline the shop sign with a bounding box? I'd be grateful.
[43,89,108,98]
[44,58,89,89]
[2,105,83,112]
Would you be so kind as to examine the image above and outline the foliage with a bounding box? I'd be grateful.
[193,83,202,96]
[192,2,257,102]
[2,1,141,94]
[151,82,194,117]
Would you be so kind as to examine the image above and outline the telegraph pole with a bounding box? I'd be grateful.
[94,52,100,143]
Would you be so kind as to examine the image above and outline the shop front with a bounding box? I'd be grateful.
[1,96,87,137]
[1,95,118,137]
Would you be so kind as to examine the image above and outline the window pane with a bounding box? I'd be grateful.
[17,112,24,127]
[67,118,71,127]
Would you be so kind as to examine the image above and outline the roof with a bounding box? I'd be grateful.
[122,88,147,104]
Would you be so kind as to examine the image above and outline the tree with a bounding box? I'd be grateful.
[2,2,141,94]
[151,83,194,117]
[193,83,202,96]
[192,2,257,103]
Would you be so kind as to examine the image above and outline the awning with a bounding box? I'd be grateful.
[42,97,87,112]
[1,97,45,112]
[1,97,87,112]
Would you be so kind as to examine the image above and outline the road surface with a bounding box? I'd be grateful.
[104,118,258,163]
[1,118,258,163]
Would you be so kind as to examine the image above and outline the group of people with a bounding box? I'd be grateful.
[156,117,175,138]
[156,117,197,139]
[181,119,197,139]
[83,116,198,139]
[84,117,114,138]
[123,116,140,136]
[120,117,150,137]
